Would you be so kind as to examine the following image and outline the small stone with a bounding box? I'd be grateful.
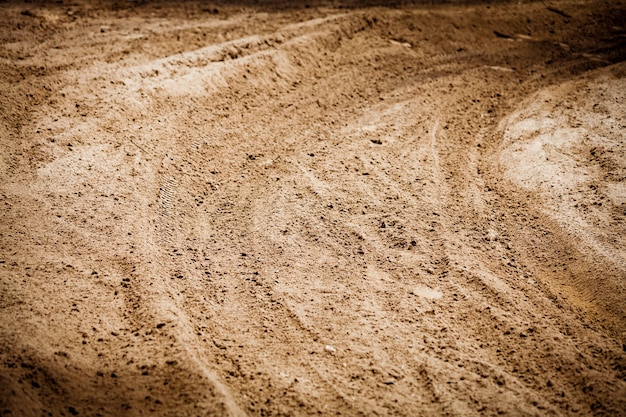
[324,345,336,353]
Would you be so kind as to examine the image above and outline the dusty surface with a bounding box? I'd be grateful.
[1,0,626,415]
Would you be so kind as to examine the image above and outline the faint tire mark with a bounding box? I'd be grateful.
[156,176,177,245]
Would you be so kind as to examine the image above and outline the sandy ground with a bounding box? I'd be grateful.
[1,0,626,415]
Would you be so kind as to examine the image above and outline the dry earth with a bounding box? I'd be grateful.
[1,0,626,416]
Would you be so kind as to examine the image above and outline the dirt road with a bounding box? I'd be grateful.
[1,0,625,415]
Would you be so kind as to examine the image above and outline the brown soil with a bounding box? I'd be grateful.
[1,0,625,416]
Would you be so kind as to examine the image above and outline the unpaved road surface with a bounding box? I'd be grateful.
[1,1,626,416]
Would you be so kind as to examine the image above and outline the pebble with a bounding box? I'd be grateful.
[324,345,336,353]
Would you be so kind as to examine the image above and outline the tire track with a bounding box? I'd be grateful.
[156,176,178,246]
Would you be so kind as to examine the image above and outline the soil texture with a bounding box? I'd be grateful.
[1,0,626,416]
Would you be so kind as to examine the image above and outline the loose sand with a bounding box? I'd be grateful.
[1,0,625,415]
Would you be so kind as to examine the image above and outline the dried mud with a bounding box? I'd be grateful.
[1,0,625,416]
